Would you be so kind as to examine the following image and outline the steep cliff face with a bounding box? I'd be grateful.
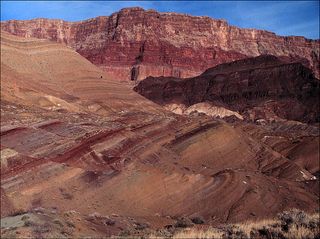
[135,55,320,123]
[1,7,319,80]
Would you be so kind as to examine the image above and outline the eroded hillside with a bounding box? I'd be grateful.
[135,55,320,123]
[1,32,319,238]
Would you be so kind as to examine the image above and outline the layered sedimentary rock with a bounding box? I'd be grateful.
[135,55,320,123]
[1,32,319,235]
[164,102,244,120]
[1,7,319,80]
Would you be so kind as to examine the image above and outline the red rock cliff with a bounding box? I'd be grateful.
[1,7,319,80]
[134,55,320,123]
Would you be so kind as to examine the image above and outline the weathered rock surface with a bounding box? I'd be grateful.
[1,32,319,231]
[1,7,319,80]
[134,55,320,123]
[164,102,244,120]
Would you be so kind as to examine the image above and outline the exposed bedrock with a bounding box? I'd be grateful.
[1,7,319,80]
[134,55,320,123]
[1,31,319,229]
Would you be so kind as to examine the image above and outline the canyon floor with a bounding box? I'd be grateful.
[0,31,319,238]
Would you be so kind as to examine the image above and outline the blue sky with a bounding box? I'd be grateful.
[1,1,319,39]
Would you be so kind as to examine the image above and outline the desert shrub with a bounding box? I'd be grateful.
[105,218,116,226]
[223,225,249,239]
[135,222,150,230]
[158,210,319,239]
[173,227,223,239]
[53,219,64,227]
[278,209,309,228]
[66,220,76,228]
[61,229,72,236]
[164,224,174,229]
[149,228,173,238]
[283,225,320,239]
[253,226,285,239]
[174,217,193,228]
[191,216,205,225]
[118,229,131,237]
[24,219,35,227]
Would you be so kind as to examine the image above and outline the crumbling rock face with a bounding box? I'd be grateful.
[135,55,320,123]
[1,7,319,80]
[164,102,244,120]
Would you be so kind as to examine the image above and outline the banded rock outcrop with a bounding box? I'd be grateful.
[1,29,319,236]
[134,55,320,123]
[1,7,319,80]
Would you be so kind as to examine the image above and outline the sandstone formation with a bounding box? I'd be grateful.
[1,32,319,238]
[135,55,320,123]
[1,7,319,81]
[164,102,244,120]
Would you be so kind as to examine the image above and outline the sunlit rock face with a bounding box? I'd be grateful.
[1,7,319,81]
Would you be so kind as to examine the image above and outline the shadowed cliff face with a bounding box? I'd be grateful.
[135,55,320,123]
[1,7,319,81]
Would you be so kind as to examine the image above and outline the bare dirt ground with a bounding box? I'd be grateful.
[1,32,319,238]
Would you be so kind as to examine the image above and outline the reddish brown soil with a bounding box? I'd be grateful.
[0,188,15,217]
[0,32,319,238]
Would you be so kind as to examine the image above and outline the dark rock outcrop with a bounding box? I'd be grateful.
[134,55,320,123]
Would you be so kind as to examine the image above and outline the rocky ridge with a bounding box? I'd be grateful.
[1,7,319,81]
[134,55,320,123]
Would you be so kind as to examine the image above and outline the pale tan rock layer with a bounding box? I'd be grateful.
[1,7,319,80]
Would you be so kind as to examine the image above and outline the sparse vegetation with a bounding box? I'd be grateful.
[135,222,150,230]
[148,209,319,239]
[173,227,224,239]
[191,217,205,225]
[119,229,131,237]
[174,217,194,228]
[66,220,76,228]
[1,209,318,239]
[104,218,116,226]
[52,219,64,227]
[23,219,34,227]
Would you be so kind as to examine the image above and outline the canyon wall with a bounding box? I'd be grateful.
[135,55,320,123]
[1,7,319,80]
